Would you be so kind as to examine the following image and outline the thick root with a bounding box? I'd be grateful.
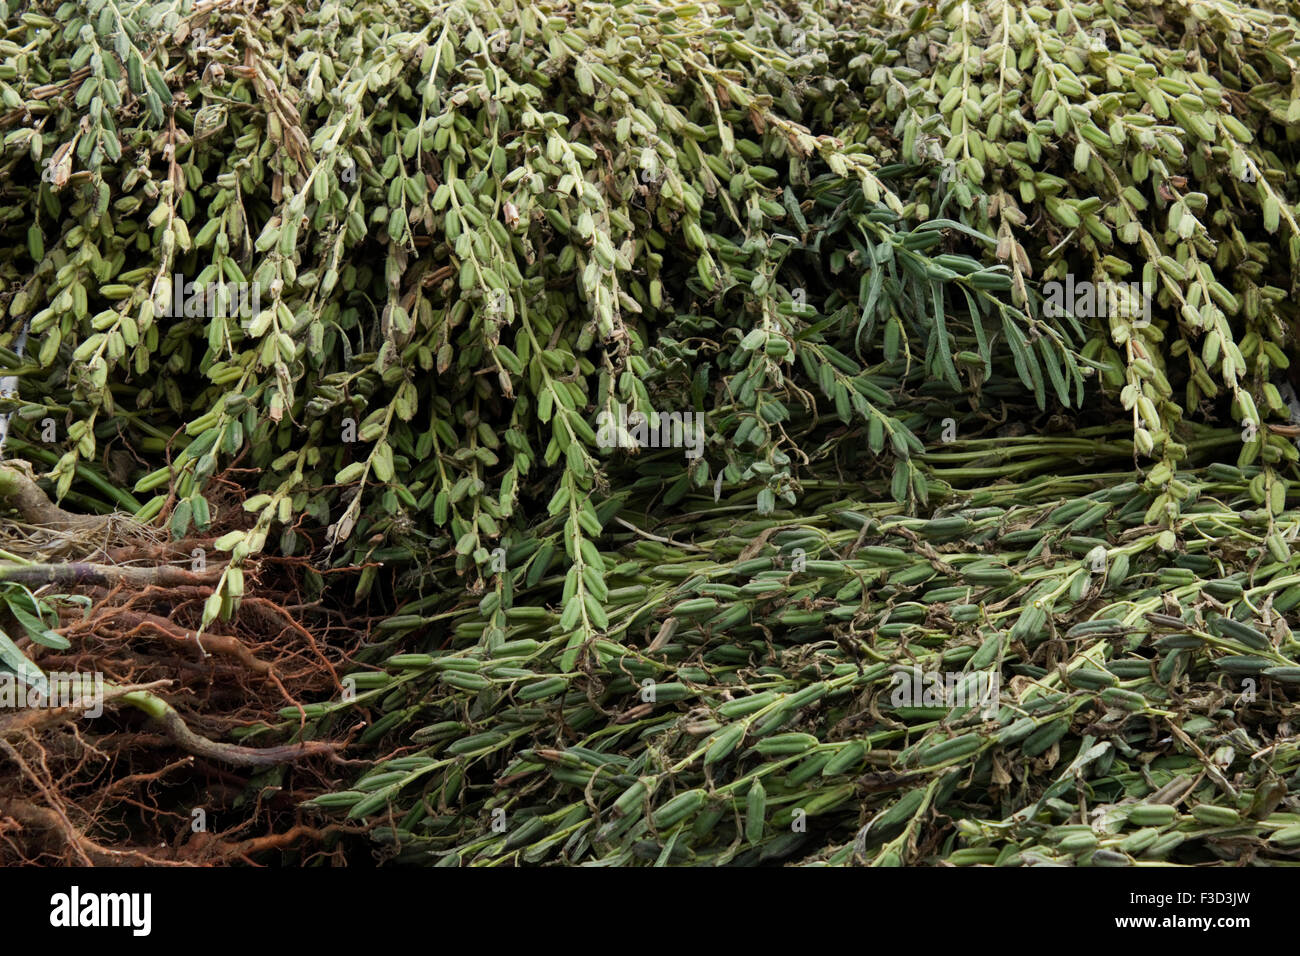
[0,463,115,533]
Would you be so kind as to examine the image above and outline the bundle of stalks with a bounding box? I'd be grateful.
[1,0,1300,865]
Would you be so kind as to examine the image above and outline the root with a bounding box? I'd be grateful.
[0,681,344,768]
[0,471,360,865]
[182,825,336,864]
[142,699,341,768]
[0,681,171,740]
[0,464,102,532]
[108,609,274,675]
[0,795,188,866]
[0,561,221,588]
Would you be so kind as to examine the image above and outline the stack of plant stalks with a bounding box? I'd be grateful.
[1,0,1300,864]
[291,432,1300,866]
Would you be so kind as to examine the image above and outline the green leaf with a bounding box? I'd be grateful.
[1037,335,1070,408]
[7,602,69,650]
[912,217,997,244]
[930,281,959,389]
[0,627,45,687]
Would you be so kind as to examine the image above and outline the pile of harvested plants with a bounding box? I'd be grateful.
[2,0,1300,865]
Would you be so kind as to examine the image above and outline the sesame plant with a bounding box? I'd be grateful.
[0,0,1299,865]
